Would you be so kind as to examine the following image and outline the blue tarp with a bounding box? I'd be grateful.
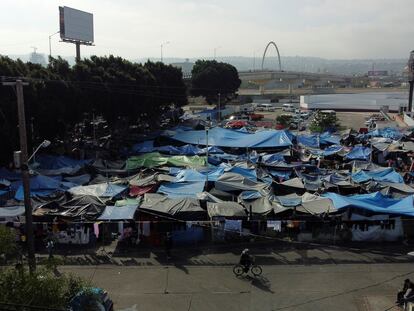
[239,191,263,200]
[174,168,224,182]
[320,132,341,145]
[131,140,155,153]
[370,127,403,140]
[157,181,205,198]
[98,205,138,220]
[15,175,62,200]
[269,170,291,180]
[227,166,257,181]
[261,152,286,165]
[352,167,404,183]
[0,168,21,181]
[35,155,91,170]
[310,145,343,157]
[171,127,293,148]
[345,146,371,160]
[298,135,319,148]
[323,192,414,216]
[68,183,127,198]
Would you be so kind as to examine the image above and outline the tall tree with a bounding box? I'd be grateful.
[191,60,241,104]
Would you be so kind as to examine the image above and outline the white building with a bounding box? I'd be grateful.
[300,92,408,112]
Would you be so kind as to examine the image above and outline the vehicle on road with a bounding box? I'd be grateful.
[233,264,263,277]
[282,103,295,112]
[257,103,276,112]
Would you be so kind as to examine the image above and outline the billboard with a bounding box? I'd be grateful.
[59,6,94,43]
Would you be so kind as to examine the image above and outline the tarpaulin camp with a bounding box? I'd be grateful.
[170,127,293,148]
[352,167,404,184]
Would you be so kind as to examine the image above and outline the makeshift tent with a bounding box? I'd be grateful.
[157,181,205,198]
[370,127,403,140]
[207,202,246,217]
[98,205,138,220]
[126,152,206,169]
[171,127,293,148]
[320,132,341,145]
[345,146,371,160]
[131,140,155,153]
[273,177,306,195]
[0,206,25,217]
[276,193,302,207]
[68,183,127,198]
[352,168,403,184]
[299,192,337,214]
[174,168,224,182]
[63,174,91,186]
[323,192,414,216]
[0,168,21,181]
[140,193,205,218]
[297,135,319,148]
[91,159,129,175]
[215,172,267,192]
[35,155,90,170]
[238,196,276,215]
[310,145,343,157]
[14,175,63,200]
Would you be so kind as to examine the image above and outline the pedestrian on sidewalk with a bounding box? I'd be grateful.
[46,239,54,259]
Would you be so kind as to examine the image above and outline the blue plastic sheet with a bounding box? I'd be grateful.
[261,153,286,164]
[98,205,138,220]
[14,175,62,200]
[323,192,414,216]
[35,155,91,170]
[370,127,403,140]
[157,181,205,198]
[171,128,293,148]
[227,166,257,181]
[345,146,371,160]
[320,132,341,145]
[239,191,263,200]
[174,168,224,182]
[269,170,291,180]
[131,140,155,153]
[0,168,22,181]
[352,167,403,183]
[297,135,319,148]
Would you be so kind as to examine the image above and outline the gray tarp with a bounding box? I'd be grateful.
[215,172,267,192]
[0,206,25,217]
[240,196,280,215]
[207,202,246,217]
[140,193,204,216]
[299,192,337,214]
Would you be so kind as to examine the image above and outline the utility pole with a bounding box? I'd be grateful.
[2,80,36,273]
[218,93,221,123]
[75,42,81,62]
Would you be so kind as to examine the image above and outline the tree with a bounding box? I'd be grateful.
[276,114,293,128]
[0,226,17,262]
[309,111,340,132]
[191,60,241,104]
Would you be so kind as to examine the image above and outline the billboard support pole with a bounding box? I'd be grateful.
[76,42,81,62]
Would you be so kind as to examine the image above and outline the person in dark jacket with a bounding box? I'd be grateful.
[239,249,253,273]
[397,279,414,305]
[165,232,173,259]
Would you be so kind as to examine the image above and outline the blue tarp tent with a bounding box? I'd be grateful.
[352,167,403,183]
[171,128,293,148]
[15,175,62,200]
[131,140,155,153]
[261,152,286,165]
[239,190,263,200]
[174,168,224,182]
[297,135,319,148]
[35,155,91,170]
[226,166,257,181]
[345,146,371,160]
[0,168,21,181]
[310,145,343,157]
[157,181,205,198]
[323,192,414,216]
[98,205,138,220]
[320,132,341,145]
[370,128,403,140]
[68,183,127,198]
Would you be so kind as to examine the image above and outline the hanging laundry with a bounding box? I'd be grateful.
[267,220,282,232]
[224,219,242,234]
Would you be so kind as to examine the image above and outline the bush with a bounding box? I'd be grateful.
[0,226,17,259]
[309,111,340,132]
[276,114,293,128]
[0,266,89,309]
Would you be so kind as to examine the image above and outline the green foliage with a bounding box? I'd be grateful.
[0,55,188,164]
[0,226,17,257]
[0,266,88,309]
[276,114,293,128]
[191,60,241,104]
[309,111,340,133]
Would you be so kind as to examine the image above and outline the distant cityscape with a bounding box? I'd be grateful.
[4,52,407,76]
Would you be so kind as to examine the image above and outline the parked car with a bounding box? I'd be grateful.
[282,103,295,112]
[257,103,276,112]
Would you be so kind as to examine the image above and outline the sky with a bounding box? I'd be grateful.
[1,0,414,60]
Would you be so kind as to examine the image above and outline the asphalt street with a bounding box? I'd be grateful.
[58,243,414,311]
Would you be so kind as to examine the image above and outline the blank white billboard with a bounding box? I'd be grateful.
[59,6,94,43]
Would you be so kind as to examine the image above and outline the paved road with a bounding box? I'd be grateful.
[58,243,414,311]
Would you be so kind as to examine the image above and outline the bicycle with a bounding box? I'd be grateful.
[233,263,262,277]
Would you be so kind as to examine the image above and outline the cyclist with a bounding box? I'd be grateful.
[239,249,253,273]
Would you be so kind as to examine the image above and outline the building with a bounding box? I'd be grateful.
[300,92,408,112]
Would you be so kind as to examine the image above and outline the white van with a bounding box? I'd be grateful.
[257,103,276,112]
[282,103,295,112]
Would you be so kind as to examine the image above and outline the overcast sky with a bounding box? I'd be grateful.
[1,0,413,60]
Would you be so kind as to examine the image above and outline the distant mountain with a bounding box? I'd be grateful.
[3,53,407,76]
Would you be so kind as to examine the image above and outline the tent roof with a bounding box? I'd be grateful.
[98,205,138,220]
[207,202,246,217]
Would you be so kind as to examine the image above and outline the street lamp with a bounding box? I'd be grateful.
[28,140,51,164]
[214,46,221,60]
[160,41,170,63]
[407,51,414,114]
[205,120,210,183]
[48,31,60,59]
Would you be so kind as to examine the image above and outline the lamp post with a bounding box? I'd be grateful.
[214,46,221,60]
[48,31,60,59]
[28,140,51,164]
[217,93,221,124]
[160,41,170,63]
[205,121,210,183]
[407,51,414,114]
